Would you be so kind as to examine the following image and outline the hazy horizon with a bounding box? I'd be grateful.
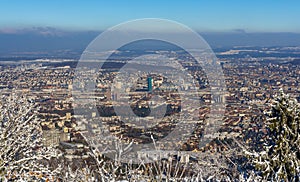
[2,1,300,57]
[2,27,300,58]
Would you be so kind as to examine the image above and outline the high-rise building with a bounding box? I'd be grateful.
[147,77,153,92]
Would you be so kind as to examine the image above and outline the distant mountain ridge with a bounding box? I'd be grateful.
[1,27,300,58]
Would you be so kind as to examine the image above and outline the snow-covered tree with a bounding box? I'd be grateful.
[57,164,95,182]
[246,89,300,181]
[0,93,61,181]
[76,134,240,181]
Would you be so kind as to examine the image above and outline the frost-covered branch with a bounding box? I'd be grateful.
[0,93,61,181]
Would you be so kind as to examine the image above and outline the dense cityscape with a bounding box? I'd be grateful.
[1,45,300,166]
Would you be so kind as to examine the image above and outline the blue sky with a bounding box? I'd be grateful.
[0,0,299,32]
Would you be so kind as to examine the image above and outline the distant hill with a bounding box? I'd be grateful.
[282,59,300,65]
[1,27,300,58]
[202,32,300,48]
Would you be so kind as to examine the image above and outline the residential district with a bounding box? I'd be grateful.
[1,46,300,164]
